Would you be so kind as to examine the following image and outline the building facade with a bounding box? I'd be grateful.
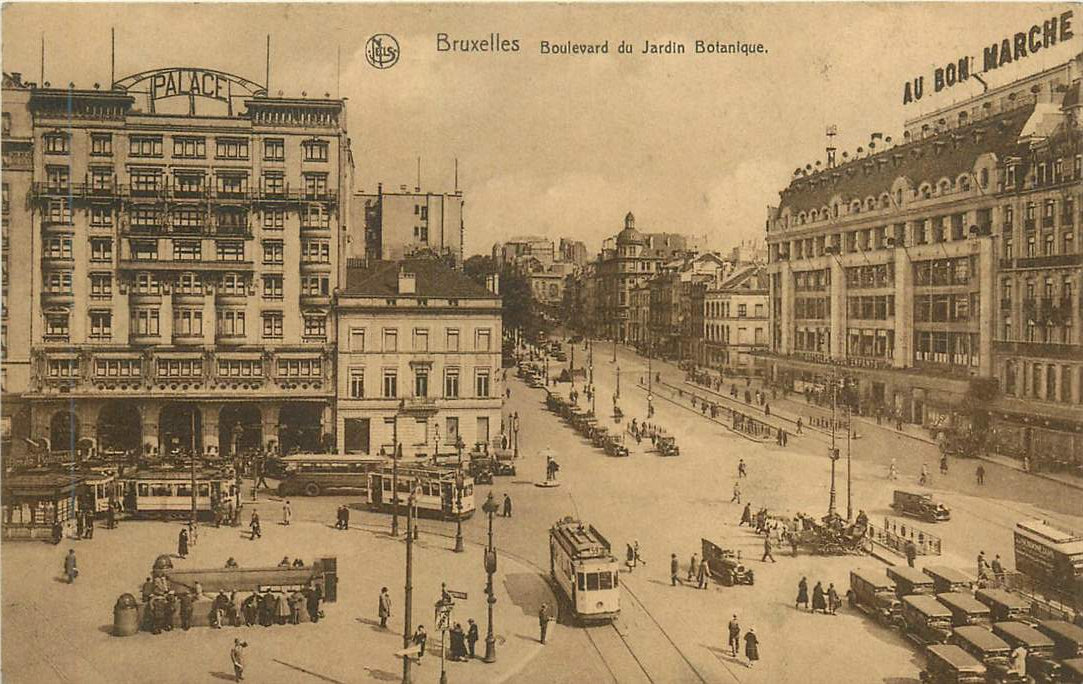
[493,235,555,268]
[559,238,588,267]
[335,259,503,457]
[352,184,464,266]
[763,58,1082,462]
[703,265,770,374]
[17,67,352,458]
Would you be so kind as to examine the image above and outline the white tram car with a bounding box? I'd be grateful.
[549,517,621,623]
[366,464,476,520]
[122,468,237,520]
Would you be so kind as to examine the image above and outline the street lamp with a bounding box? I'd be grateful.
[433,425,441,467]
[482,492,500,663]
[402,488,416,684]
[512,412,520,458]
[391,399,405,537]
[846,404,853,521]
[454,435,466,553]
[827,375,839,518]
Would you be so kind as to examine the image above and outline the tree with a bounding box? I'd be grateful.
[463,255,546,338]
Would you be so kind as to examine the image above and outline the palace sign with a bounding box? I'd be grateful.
[902,10,1074,106]
[112,68,267,103]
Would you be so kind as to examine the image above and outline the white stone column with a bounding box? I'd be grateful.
[977,237,995,377]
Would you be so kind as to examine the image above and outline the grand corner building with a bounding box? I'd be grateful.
[2,67,353,458]
[763,57,1083,464]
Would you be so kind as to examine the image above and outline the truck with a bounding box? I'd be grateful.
[892,490,951,523]
[1013,519,1083,611]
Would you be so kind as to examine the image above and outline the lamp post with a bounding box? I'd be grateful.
[512,412,520,458]
[846,404,853,521]
[402,488,416,684]
[482,492,499,663]
[827,374,839,518]
[454,435,465,553]
[433,425,441,467]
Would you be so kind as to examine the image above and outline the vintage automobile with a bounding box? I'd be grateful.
[603,434,629,458]
[890,565,938,597]
[936,592,993,627]
[992,621,1062,683]
[919,644,987,684]
[950,626,1027,684]
[902,594,954,645]
[849,567,902,626]
[590,426,610,449]
[924,565,974,595]
[1037,620,1083,660]
[467,460,494,485]
[657,436,680,457]
[974,589,1031,624]
[892,490,952,522]
[552,350,567,362]
[701,538,754,586]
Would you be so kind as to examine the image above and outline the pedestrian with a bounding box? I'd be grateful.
[992,554,1004,582]
[796,418,803,434]
[254,459,269,491]
[84,510,95,539]
[738,459,747,478]
[538,603,551,643]
[467,618,479,658]
[379,586,392,628]
[633,540,644,568]
[764,403,771,417]
[670,553,681,586]
[289,589,304,625]
[739,503,752,527]
[744,628,759,668]
[977,550,990,581]
[502,493,512,518]
[940,454,949,476]
[827,583,840,614]
[226,557,239,568]
[1011,644,1028,677]
[282,500,292,526]
[812,581,826,614]
[412,625,428,663]
[230,639,247,682]
[306,582,322,623]
[178,527,189,558]
[626,543,635,572]
[920,462,929,486]
[905,539,918,568]
[796,577,809,610]
[292,558,304,568]
[761,535,776,563]
[697,554,714,588]
[107,501,117,529]
[250,511,261,540]
[889,458,898,480]
[727,615,741,657]
[180,589,194,630]
[63,548,78,583]
[687,553,698,582]
[731,482,741,503]
[242,593,258,627]
[278,556,291,568]
[76,508,85,539]
[976,464,985,485]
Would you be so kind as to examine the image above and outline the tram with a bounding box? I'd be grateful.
[366,464,475,520]
[121,468,237,520]
[83,467,121,515]
[275,454,387,496]
[549,517,621,623]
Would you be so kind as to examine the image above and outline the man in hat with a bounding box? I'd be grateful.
[231,639,247,681]
[727,615,741,657]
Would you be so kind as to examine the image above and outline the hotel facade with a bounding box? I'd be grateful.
[763,58,1082,463]
[4,67,353,458]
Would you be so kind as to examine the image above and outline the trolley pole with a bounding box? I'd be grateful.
[454,436,465,553]
[402,491,415,684]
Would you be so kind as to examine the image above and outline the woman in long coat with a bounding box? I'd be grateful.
[177,528,189,558]
[744,628,759,667]
[812,581,827,613]
[795,577,809,610]
[275,591,291,625]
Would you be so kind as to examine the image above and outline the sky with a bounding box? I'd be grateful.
[2,2,1078,258]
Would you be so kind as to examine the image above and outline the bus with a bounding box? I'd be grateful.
[366,464,475,520]
[122,468,237,520]
[549,517,621,623]
[275,454,387,497]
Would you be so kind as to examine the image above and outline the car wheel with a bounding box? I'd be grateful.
[304,482,320,497]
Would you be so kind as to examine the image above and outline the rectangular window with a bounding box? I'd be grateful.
[129,136,163,158]
[43,132,70,154]
[90,273,112,298]
[383,370,398,398]
[301,240,330,263]
[89,238,112,262]
[215,138,249,159]
[215,240,243,261]
[383,328,398,352]
[303,315,326,339]
[90,206,114,227]
[301,275,329,297]
[172,137,205,158]
[133,272,160,294]
[475,369,491,397]
[46,199,72,224]
[349,328,365,352]
[263,138,285,161]
[176,273,202,295]
[44,313,70,339]
[175,173,204,196]
[262,240,284,265]
[263,172,284,195]
[263,209,285,230]
[172,309,203,336]
[348,369,365,399]
[44,271,73,293]
[130,169,162,193]
[446,329,460,352]
[46,165,70,189]
[216,174,247,197]
[303,173,328,198]
[415,369,429,398]
[220,274,245,295]
[302,140,329,162]
[262,312,283,339]
[130,309,159,336]
[445,369,460,398]
[262,275,283,300]
[90,133,112,156]
[413,328,429,352]
[475,328,492,351]
[216,310,246,337]
[172,240,202,261]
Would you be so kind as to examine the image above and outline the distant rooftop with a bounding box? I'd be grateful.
[343,258,496,299]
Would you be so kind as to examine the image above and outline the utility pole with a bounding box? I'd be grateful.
[454,436,465,553]
[392,399,405,536]
[827,370,839,518]
[402,490,415,684]
[846,404,853,521]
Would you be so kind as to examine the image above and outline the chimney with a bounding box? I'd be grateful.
[397,267,416,295]
[485,273,500,296]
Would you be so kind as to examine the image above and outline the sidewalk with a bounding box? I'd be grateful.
[1,516,551,684]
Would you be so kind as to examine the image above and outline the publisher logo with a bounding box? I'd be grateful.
[366,34,400,69]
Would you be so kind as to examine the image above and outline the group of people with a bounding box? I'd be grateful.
[726,614,760,668]
[445,620,481,660]
[675,552,713,588]
[977,550,1006,584]
[334,504,351,530]
[795,576,843,615]
[627,418,668,446]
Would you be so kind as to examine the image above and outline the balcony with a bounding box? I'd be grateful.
[994,339,1081,360]
[129,331,162,346]
[300,221,332,235]
[215,331,247,346]
[119,258,254,273]
[172,331,204,347]
[172,290,205,306]
[214,290,248,306]
[1024,218,1036,232]
[299,293,331,307]
[41,291,75,306]
[41,253,75,269]
[401,397,439,416]
[1006,253,1082,270]
[128,290,162,305]
[41,218,75,233]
